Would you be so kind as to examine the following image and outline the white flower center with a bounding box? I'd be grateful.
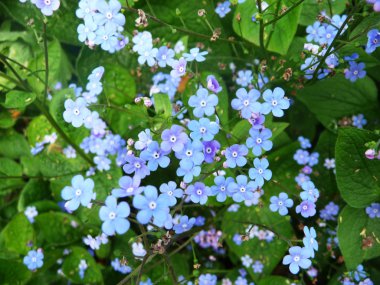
[153,152,160,159]
[167,191,173,196]
[127,187,134,193]
[220,186,225,192]
[353,70,358,75]
[206,147,212,153]
[73,108,80,115]
[44,0,51,5]
[106,12,113,19]
[149,201,157,209]
[200,127,206,133]
[256,138,262,144]
[293,255,300,262]
[75,189,82,196]
[186,150,193,157]
[278,201,283,206]
[32,257,37,263]
[232,151,238,158]
[196,189,203,195]
[200,100,207,107]
[109,211,116,220]
[272,100,278,106]
[134,162,141,169]
[170,136,177,142]
[243,99,249,106]
[240,187,246,193]
[258,168,263,174]
[179,66,184,73]
[302,205,308,210]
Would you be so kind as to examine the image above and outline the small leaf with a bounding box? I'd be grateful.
[3,90,36,109]
[153,93,173,118]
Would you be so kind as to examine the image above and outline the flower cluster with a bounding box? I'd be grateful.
[19,0,60,16]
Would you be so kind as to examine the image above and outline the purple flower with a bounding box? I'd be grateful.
[225,144,248,168]
[122,154,150,182]
[282,246,311,274]
[345,62,366,82]
[170,57,187,78]
[185,182,211,205]
[161,125,189,153]
[248,113,265,129]
[206,75,222,93]
[231,88,261,119]
[99,196,130,236]
[203,140,221,163]
[296,200,316,218]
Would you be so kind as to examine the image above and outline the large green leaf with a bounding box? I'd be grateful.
[0,259,31,284]
[3,90,36,109]
[0,213,35,255]
[0,132,30,159]
[297,75,379,129]
[233,0,303,54]
[17,179,51,211]
[222,205,293,281]
[335,128,380,208]
[0,157,24,191]
[153,93,173,119]
[337,206,380,270]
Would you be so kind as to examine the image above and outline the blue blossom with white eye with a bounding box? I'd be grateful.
[112,176,142,198]
[135,129,153,150]
[93,0,125,31]
[228,175,257,203]
[133,186,170,227]
[366,203,380,218]
[123,154,150,182]
[295,173,310,186]
[345,62,366,82]
[132,31,153,53]
[61,175,95,211]
[225,144,248,168]
[298,136,311,149]
[77,22,97,43]
[23,249,44,271]
[63,98,91,128]
[249,158,272,187]
[306,21,322,43]
[203,140,220,163]
[300,181,319,202]
[95,26,118,53]
[318,25,337,45]
[366,29,380,54]
[140,141,170,171]
[296,200,316,218]
[231,88,261,119]
[352,114,367,129]
[170,57,187,78]
[94,155,111,171]
[159,181,183,206]
[173,215,196,234]
[175,140,205,166]
[252,260,264,273]
[261,87,289,117]
[99,196,130,236]
[78,259,87,279]
[188,88,218,118]
[211,176,234,202]
[320,201,339,220]
[236,70,253,87]
[303,226,318,258]
[161,124,189,153]
[183,48,208,62]
[294,149,310,165]
[34,0,60,16]
[24,206,38,223]
[138,45,158,67]
[177,160,201,183]
[186,182,211,205]
[246,128,273,156]
[76,0,96,22]
[215,1,231,18]
[269,192,293,215]
[188,118,219,142]
[282,246,312,274]
[308,152,319,167]
[156,46,175,67]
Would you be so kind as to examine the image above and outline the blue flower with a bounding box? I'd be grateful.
[295,173,311,186]
[161,124,189,153]
[320,202,339,221]
[306,21,322,43]
[61,175,95,211]
[228,175,257,203]
[112,176,142,197]
[77,22,97,43]
[185,182,211,205]
[225,144,248,168]
[135,129,153,150]
[63,98,91,128]
[132,31,153,53]
[183,48,208,62]
[203,140,220,163]
[176,160,201,183]
[111,258,132,274]
[303,226,318,258]
[296,200,316,218]
[34,0,60,16]
[293,149,310,165]
[188,118,219,142]
[269,192,293,215]
[300,181,319,202]
[231,88,261,119]
[246,128,273,156]
[159,181,183,206]
[94,155,111,171]
[345,62,366,82]
[122,154,150,182]
[366,29,380,54]
[138,45,158,67]
[206,75,222,93]
[188,87,218,118]
[175,140,205,166]
[76,0,96,22]
[317,25,337,45]
[93,0,125,31]
[298,136,311,149]
[173,215,196,234]
[99,196,130,236]
[352,114,367,129]
[170,57,187,78]
[133,186,170,227]
[23,249,44,271]
[156,46,175,67]
[236,70,253,87]
[308,152,319,167]
[366,203,380,218]
[95,26,118,52]
[215,1,231,18]
[252,260,264,273]
[282,246,311,274]
[211,175,234,202]
[140,141,170,171]
[350,264,367,282]
[261,87,289,117]
[199,274,217,285]
[249,158,272,187]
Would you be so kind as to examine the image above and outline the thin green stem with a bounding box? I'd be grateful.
[42,22,49,104]
[263,0,305,27]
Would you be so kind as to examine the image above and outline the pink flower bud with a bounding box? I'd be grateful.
[365,149,376,159]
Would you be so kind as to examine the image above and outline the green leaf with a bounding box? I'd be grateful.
[37,151,86,177]
[0,259,31,284]
[153,93,173,118]
[62,246,103,284]
[335,128,380,208]
[17,179,50,211]
[34,212,82,246]
[222,205,293,281]
[297,75,379,129]
[0,157,24,191]
[0,213,35,255]
[0,132,30,159]
[26,115,54,146]
[258,276,296,285]
[0,109,16,129]
[233,0,303,54]
[3,90,36,109]
[299,0,347,26]
[337,205,380,270]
